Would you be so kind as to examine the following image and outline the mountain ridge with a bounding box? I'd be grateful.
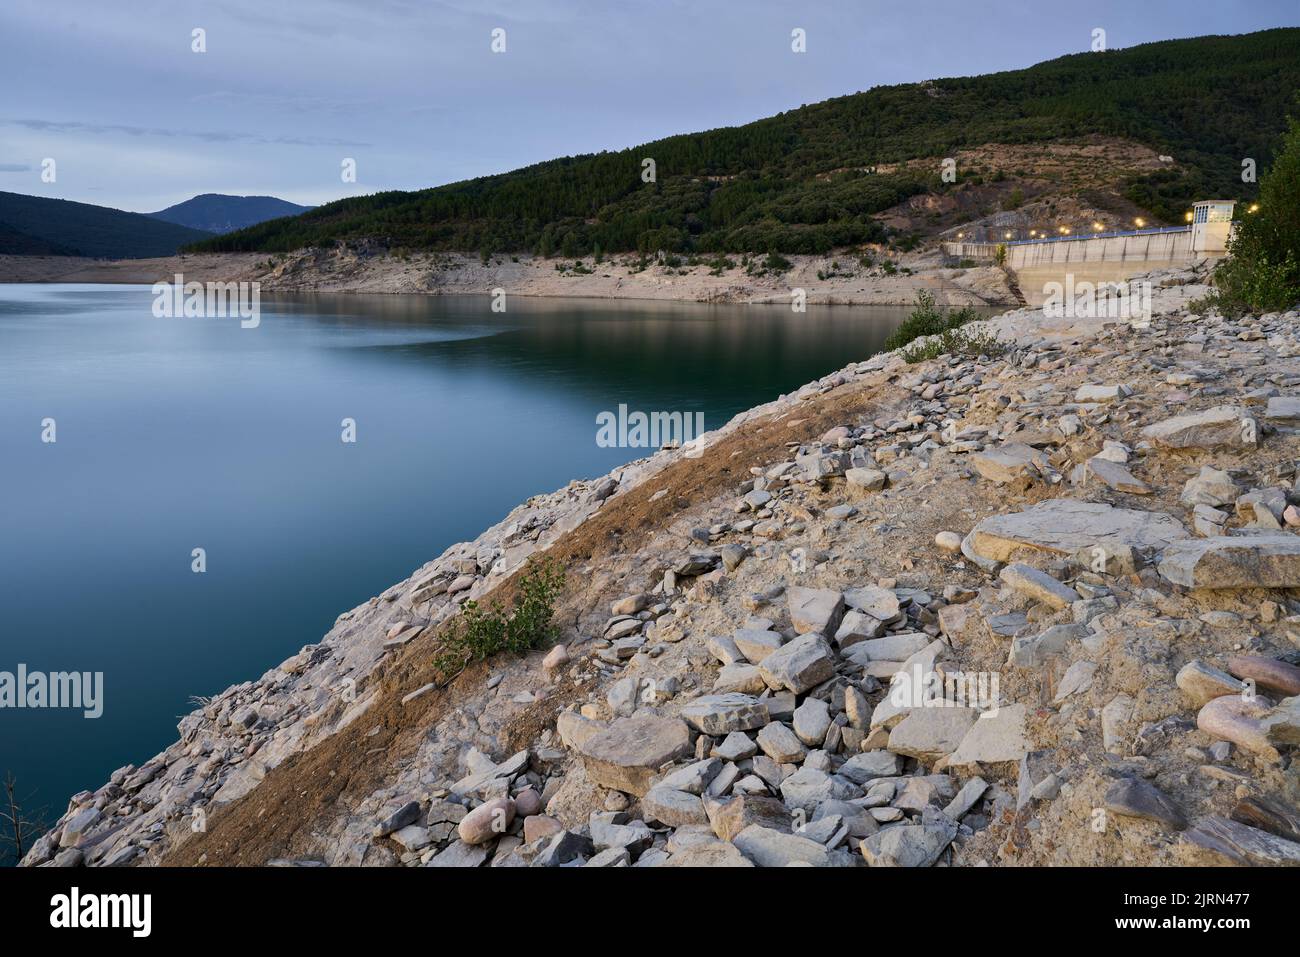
[148,193,314,235]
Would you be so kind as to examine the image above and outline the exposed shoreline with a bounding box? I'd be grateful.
[0,247,1018,308]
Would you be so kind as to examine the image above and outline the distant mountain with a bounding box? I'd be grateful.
[0,191,214,259]
[189,28,1300,256]
[148,194,313,234]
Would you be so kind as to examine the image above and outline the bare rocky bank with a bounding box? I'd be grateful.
[24,259,1300,869]
[0,246,1016,307]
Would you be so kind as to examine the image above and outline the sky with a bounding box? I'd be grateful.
[2,0,1296,213]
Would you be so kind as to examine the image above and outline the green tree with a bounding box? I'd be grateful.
[1212,115,1300,312]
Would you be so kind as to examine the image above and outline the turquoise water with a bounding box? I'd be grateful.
[0,283,934,835]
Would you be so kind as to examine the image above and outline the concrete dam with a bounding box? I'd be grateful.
[942,200,1236,306]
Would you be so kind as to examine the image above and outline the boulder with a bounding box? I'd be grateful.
[425,840,490,868]
[758,633,836,694]
[1261,696,1300,746]
[1185,815,1300,866]
[575,715,693,795]
[843,585,901,621]
[1180,466,1239,507]
[457,796,516,845]
[859,813,958,867]
[1086,456,1150,494]
[58,807,102,849]
[944,777,989,819]
[656,758,722,795]
[845,468,887,492]
[1225,655,1300,697]
[1008,623,1086,668]
[777,766,844,812]
[584,847,631,867]
[522,814,564,844]
[833,610,884,648]
[733,824,834,867]
[839,750,903,785]
[792,697,832,746]
[1265,396,1300,423]
[541,644,570,674]
[712,731,757,761]
[1159,534,1300,589]
[708,794,791,841]
[1075,383,1129,402]
[972,443,1048,484]
[998,563,1078,610]
[786,586,845,635]
[680,694,769,735]
[947,704,1029,769]
[713,663,767,695]
[887,707,977,761]
[589,817,654,852]
[372,800,420,839]
[1175,660,1246,706]
[663,841,754,867]
[1196,696,1278,761]
[1104,778,1186,830]
[556,711,602,751]
[756,722,808,764]
[733,628,784,664]
[842,632,931,664]
[1141,405,1256,449]
[531,830,594,867]
[844,684,870,729]
[640,788,708,827]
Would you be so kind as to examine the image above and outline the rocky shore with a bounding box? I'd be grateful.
[23,260,1300,868]
[0,246,1016,307]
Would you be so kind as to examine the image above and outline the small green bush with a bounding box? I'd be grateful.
[883,290,981,352]
[763,251,793,273]
[434,559,566,674]
[1207,115,1300,314]
[900,326,1006,363]
[706,255,735,275]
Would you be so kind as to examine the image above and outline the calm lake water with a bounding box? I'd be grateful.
[0,283,944,829]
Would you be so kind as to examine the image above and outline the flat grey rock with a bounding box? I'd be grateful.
[680,693,770,735]
[967,499,1188,563]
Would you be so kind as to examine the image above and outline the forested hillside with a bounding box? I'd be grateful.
[0,192,213,258]
[190,29,1300,258]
